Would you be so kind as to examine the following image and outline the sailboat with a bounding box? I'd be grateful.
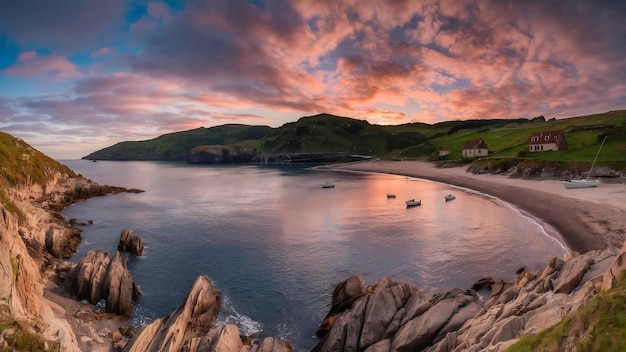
[562,136,606,189]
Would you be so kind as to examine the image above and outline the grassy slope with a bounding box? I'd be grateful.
[507,270,626,352]
[81,110,626,170]
[83,124,273,160]
[0,132,76,215]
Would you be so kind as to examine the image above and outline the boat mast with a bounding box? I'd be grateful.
[587,135,607,180]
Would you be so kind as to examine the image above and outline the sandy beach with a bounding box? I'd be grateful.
[320,160,626,253]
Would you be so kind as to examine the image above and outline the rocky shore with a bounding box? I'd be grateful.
[2,159,626,351]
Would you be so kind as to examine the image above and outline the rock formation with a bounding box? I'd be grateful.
[118,229,144,256]
[124,275,294,352]
[311,247,620,352]
[188,145,257,163]
[71,249,142,316]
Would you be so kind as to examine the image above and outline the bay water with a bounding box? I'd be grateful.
[61,160,567,350]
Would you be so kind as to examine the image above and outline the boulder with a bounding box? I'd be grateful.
[72,249,141,315]
[316,275,364,338]
[118,229,144,256]
[106,252,141,316]
[125,276,221,352]
[553,254,594,294]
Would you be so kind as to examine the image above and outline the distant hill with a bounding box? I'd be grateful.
[82,111,626,168]
[82,124,273,160]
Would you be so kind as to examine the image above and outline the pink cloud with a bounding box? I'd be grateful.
[2,51,80,78]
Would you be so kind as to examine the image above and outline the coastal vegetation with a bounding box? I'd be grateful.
[0,131,76,216]
[82,110,626,172]
[508,270,626,352]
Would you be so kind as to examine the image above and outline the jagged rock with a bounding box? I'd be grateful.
[45,226,66,259]
[470,277,495,291]
[125,276,221,352]
[0,242,13,298]
[72,249,141,315]
[106,252,140,316]
[75,249,110,304]
[359,278,412,347]
[183,324,242,352]
[316,275,364,338]
[553,254,594,294]
[391,289,480,351]
[118,229,144,256]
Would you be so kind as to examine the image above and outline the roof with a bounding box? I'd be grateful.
[528,130,564,144]
[462,138,488,150]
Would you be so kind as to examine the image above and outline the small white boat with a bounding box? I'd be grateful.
[563,136,606,189]
[321,182,335,189]
[562,179,600,189]
[386,194,396,199]
[405,199,421,207]
[444,194,455,201]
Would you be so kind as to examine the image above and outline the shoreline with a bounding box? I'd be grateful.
[318,160,626,253]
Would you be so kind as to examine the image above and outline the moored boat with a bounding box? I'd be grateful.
[562,136,606,189]
[386,194,396,198]
[321,181,335,188]
[562,179,600,189]
[444,194,455,201]
[405,199,421,207]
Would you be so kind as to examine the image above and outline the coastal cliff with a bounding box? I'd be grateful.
[0,133,142,350]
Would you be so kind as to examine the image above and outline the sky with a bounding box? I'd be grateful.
[1,0,625,159]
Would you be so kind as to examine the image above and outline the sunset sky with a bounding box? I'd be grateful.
[1,0,625,159]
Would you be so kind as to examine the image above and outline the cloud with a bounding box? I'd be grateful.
[2,51,80,78]
[0,0,127,52]
[1,0,626,158]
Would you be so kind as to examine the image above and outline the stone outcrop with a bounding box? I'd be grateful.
[125,275,294,352]
[311,247,621,352]
[118,229,144,256]
[71,249,142,316]
[188,145,257,163]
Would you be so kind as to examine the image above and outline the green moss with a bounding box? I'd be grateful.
[10,257,17,277]
[507,270,626,352]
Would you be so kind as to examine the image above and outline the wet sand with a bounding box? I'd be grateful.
[319,160,626,253]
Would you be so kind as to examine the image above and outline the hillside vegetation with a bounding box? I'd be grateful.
[82,111,626,170]
[507,270,626,352]
[0,132,76,215]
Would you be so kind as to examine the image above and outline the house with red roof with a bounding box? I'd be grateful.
[462,138,489,158]
[527,130,568,152]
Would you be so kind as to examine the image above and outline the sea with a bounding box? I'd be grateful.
[60,160,568,351]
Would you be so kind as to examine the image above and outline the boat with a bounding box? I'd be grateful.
[386,194,396,198]
[562,178,601,189]
[444,194,455,201]
[562,136,607,189]
[321,182,335,189]
[405,199,421,207]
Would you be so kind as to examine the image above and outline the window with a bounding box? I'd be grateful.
[545,136,550,141]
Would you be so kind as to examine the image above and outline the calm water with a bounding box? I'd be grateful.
[61,160,567,350]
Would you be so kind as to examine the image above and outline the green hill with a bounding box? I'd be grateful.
[0,131,76,215]
[82,110,626,171]
[83,124,273,160]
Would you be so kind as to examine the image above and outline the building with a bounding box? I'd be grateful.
[462,138,489,158]
[527,130,568,152]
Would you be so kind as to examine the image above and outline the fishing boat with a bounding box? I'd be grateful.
[405,199,421,207]
[444,194,455,201]
[562,136,606,189]
[386,194,396,199]
[321,181,335,189]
